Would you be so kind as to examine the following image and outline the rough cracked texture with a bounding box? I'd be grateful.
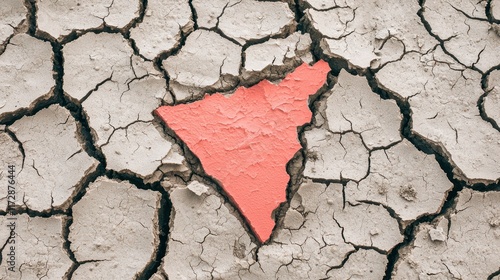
[102,122,176,177]
[423,0,499,72]
[163,29,241,88]
[243,32,313,83]
[63,32,134,101]
[0,34,54,119]
[493,0,500,20]
[328,249,388,279]
[156,61,330,242]
[217,0,296,45]
[0,129,23,208]
[0,215,72,279]
[0,0,26,46]
[303,128,370,181]
[325,69,402,149]
[8,105,98,211]
[192,0,241,29]
[485,70,500,126]
[244,180,395,279]
[38,0,140,39]
[164,180,256,279]
[69,177,161,279]
[307,0,436,69]
[1,0,500,279]
[83,73,166,147]
[130,0,193,60]
[377,50,500,183]
[75,40,168,147]
[63,32,183,179]
[249,181,356,279]
[162,29,241,101]
[347,140,454,223]
[393,189,500,279]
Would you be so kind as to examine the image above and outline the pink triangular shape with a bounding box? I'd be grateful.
[156,60,330,242]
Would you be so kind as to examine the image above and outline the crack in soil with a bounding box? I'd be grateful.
[479,66,500,132]
[104,170,171,280]
[153,116,261,248]
[364,70,500,279]
[1,0,499,278]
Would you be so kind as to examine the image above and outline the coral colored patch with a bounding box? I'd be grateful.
[156,61,330,242]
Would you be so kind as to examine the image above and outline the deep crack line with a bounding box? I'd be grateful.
[0,0,498,278]
[362,71,481,280]
[488,269,500,280]
[62,215,79,280]
[154,116,261,246]
[135,189,172,280]
[479,68,500,132]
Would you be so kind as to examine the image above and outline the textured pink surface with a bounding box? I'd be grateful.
[156,61,330,242]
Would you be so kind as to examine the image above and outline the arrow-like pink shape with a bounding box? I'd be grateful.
[156,60,330,242]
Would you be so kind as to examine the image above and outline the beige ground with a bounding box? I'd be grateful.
[0,0,499,279]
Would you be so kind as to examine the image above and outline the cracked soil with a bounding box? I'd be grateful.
[0,0,499,279]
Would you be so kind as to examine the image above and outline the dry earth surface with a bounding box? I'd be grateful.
[0,0,499,279]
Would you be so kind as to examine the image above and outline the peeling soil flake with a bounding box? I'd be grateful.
[156,61,330,242]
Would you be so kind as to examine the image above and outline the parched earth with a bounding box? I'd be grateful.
[0,0,499,279]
